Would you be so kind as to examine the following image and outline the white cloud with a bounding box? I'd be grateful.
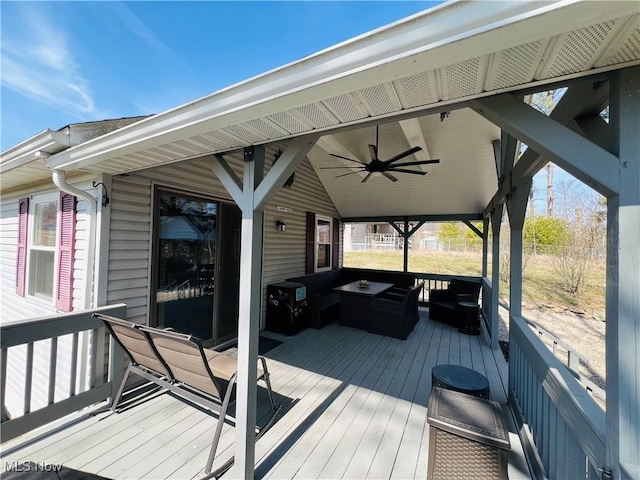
[0,5,95,117]
[102,2,174,56]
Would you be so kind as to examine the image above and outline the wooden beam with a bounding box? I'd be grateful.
[343,213,483,223]
[208,154,244,207]
[463,220,483,239]
[399,118,434,172]
[606,66,640,480]
[254,134,319,209]
[471,93,619,197]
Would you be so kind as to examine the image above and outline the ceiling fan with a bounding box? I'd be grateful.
[321,125,440,183]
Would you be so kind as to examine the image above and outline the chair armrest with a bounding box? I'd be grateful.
[430,289,454,303]
[456,293,478,304]
[382,292,406,300]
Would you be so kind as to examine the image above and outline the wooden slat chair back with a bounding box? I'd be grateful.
[93,313,280,478]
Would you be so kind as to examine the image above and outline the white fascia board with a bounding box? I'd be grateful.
[46,0,638,173]
[1,129,70,173]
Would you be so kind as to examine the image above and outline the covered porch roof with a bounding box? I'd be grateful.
[2,1,638,219]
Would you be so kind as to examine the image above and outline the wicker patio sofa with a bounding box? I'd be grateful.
[287,268,417,329]
[94,313,280,479]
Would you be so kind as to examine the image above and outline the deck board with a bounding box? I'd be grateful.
[1,310,530,480]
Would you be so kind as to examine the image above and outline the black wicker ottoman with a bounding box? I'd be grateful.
[431,364,490,399]
[457,301,481,335]
[427,387,511,480]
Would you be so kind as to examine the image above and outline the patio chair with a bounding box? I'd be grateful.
[429,279,481,327]
[367,282,424,339]
[94,313,280,479]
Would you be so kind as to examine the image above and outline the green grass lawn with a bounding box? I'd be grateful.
[344,249,606,315]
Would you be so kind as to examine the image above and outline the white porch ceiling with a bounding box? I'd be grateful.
[2,1,639,218]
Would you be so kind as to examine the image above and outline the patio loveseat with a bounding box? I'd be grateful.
[286,268,417,329]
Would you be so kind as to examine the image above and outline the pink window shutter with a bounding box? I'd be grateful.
[16,198,29,296]
[56,193,76,312]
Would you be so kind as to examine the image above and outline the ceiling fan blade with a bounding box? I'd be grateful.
[368,144,378,162]
[382,171,398,182]
[390,159,440,167]
[384,146,423,166]
[320,166,366,169]
[329,153,367,165]
[335,171,364,178]
[361,172,373,183]
[388,168,427,175]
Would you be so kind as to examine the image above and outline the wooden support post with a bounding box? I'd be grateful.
[490,206,503,350]
[235,146,265,479]
[482,217,489,278]
[403,218,409,273]
[507,179,531,320]
[606,66,640,480]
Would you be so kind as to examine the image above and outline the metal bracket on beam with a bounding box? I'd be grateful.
[244,146,255,163]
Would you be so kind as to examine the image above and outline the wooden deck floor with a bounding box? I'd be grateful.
[1,310,531,479]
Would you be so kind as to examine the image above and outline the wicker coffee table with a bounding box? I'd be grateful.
[431,364,490,399]
[427,387,511,480]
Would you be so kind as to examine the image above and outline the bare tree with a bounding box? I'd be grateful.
[552,179,606,294]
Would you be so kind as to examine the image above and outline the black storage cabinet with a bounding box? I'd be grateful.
[266,281,307,335]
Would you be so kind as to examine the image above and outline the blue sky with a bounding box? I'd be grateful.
[1,1,440,150]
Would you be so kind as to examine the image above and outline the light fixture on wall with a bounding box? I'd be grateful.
[275,220,286,232]
[92,181,110,207]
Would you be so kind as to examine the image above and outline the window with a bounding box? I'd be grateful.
[29,199,57,299]
[316,217,332,270]
[306,212,340,274]
[16,193,76,311]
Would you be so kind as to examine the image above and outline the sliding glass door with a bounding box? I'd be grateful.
[155,190,217,341]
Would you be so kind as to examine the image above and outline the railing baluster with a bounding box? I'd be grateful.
[24,342,34,414]
[70,332,79,396]
[1,347,7,418]
[48,337,58,405]
[89,328,99,389]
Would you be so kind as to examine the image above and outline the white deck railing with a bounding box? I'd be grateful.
[1,304,126,442]
[509,314,606,479]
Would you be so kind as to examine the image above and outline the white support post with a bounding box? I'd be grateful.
[606,66,640,480]
[234,146,265,479]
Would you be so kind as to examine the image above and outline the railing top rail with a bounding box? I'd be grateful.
[1,304,127,349]
[410,272,482,283]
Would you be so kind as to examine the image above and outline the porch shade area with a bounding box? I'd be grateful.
[0,311,529,479]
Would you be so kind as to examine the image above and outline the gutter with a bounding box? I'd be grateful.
[0,129,70,173]
[52,169,97,310]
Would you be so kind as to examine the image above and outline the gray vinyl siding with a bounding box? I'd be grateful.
[262,157,340,316]
[107,175,153,324]
[108,153,338,329]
